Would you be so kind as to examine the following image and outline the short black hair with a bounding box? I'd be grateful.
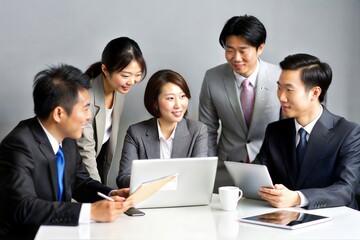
[280,53,332,102]
[33,64,91,119]
[219,15,267,50]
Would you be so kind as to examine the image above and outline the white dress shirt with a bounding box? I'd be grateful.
[157,119,177,159]
[102,102,114,144]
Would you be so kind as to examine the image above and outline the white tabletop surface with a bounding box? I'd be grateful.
[35,194,360,240]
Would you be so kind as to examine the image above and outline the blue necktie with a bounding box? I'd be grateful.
[296,128,308,165]
[56,146,65,202]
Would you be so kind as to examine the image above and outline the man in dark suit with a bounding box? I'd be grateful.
[254,53,360,210]
[0,65,133,239]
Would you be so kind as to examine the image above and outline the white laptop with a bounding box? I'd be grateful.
[224,161,274,200]
[129,157,218,208]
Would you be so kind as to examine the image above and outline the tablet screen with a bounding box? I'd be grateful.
[224,161,274,200]
[239,210,331,230]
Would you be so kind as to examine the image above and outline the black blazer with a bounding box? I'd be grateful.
[254,107,360,209]
[0,117,112,238]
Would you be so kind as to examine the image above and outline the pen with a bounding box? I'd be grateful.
[97,192,115,202]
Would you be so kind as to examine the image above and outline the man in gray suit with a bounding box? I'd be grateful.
[199,15,281,192]
[254,53,360,210]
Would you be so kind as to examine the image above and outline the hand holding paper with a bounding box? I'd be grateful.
[126,173,178,205]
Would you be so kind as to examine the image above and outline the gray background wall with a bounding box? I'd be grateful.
[1,0,359,188]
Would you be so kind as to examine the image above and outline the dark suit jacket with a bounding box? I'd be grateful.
[0,117,112,238]
[116,118,208,188]
[254,107,360,210]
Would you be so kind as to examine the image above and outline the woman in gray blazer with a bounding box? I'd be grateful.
[77,37,147,184]
[116,70,208,188]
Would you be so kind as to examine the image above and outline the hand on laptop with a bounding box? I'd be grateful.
[258,184,301,208]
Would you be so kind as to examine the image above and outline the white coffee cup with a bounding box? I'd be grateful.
[219,186,243,211]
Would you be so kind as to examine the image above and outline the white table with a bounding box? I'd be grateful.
[35,194,360,239]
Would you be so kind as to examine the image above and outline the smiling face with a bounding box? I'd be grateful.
[102,60,143,94]
[277,69,322,126]
[224,35,264,78]
[58,88,91,140]
[157,82,188,127]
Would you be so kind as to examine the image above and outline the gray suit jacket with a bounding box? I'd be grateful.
[254,107,360,209]
[116,118,208,188]
[77,74,125,184]
[199,59,280,191]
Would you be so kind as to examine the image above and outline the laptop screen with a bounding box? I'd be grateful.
[129,157,218,208]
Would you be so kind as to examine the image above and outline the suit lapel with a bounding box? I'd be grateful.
[296,109,334,188]
[92,75,106,154]
[249,60,272,134]
[171,119,191,158]
[223,67,247,132]
[280,120,298,189]
[142,118,160,159]
[39,143,59,201]
[107,91,125,163]
[30,118,59,201]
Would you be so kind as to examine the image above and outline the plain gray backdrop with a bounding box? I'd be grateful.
[1,0,359,188]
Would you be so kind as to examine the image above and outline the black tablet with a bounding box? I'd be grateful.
[239,210,331,230]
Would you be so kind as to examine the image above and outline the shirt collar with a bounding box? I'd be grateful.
[157,119,177,140]
[234,59,260,88]
[37,118,61,154]
[294,105,323,135]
